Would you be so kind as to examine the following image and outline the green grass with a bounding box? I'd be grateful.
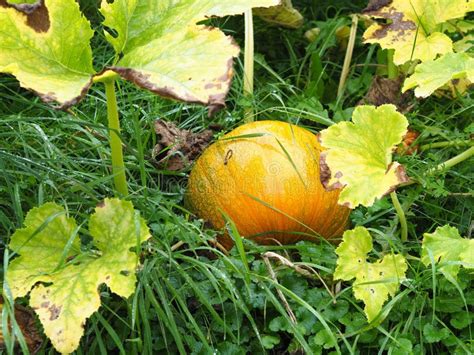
[1,0,473,354]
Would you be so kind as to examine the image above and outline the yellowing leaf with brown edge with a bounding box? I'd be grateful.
[254,0,304,29]
[363,0,472,65]
[100,0,280,113]
[6,198,151,354]
[319,105,409,208]
[0,0,95,108]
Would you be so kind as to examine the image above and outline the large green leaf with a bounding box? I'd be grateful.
[319,105,409,208]
[6,198,151,354]
[100,0,280,112]
[0,0,95,108]
[421,225,474,282]
[334,227,408,322]
[363,0,472,65]
[403,52,474,97]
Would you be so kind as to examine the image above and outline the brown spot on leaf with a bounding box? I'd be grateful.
[363,0,392,12]
[359,76,414,112]
[364,6,416,41]
[26,77,93,111]
[319,152,345,191]
[204,82,222,90]
[0,0,50,33]
[385,163,410,194]
[152,120,215,171]
[109,48,235,117]
[96,200,106,208]
[394,164,409,184]
[40,301,50,308]
[319,151,332,189]
[48,304,61,321]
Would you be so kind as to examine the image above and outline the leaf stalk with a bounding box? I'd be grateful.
[390,191,408,242]
[337,14,358,98]
[243,9,254,122]
[104,79,129,196]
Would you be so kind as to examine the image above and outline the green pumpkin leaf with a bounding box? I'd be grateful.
[100,0,279,112]
[6,198,151,354]
[403,53,474,97]
[334,226,408,322]
[254,0,304,29]
[319,105,409,208]
[0,0,95,108]
[363,0,472,65]
[421,225,474,282]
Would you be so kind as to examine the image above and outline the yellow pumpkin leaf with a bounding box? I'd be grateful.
[6,199,151,354]
[421,225,474,282]
[253,0,304,29]
[100,0,280,112]
[319,105,409,208]
[0,0,95,107]
[403,52,474,97]
[334,226,408,323]
[363,0,472,65]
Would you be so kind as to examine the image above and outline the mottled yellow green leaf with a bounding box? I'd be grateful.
[421,225,474,282]
[333,227,373,281]
[7,198,151,354]
[363,0,472,65]
[100,0,279,111]
[7,203,80,298]
[403,53,474,97]
[352,254,408,322]
[254,0,303,29]
[0,0,95,108]
[320,105,409,208]
[334,227,407,322]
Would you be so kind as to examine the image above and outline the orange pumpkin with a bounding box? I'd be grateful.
[187,120,350,248]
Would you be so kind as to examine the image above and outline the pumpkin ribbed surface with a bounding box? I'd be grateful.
[187,120,350,248]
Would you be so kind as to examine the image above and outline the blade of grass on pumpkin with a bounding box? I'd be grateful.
[274,137,306,187]
[242,192,321,238]
[219,133,268,141]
